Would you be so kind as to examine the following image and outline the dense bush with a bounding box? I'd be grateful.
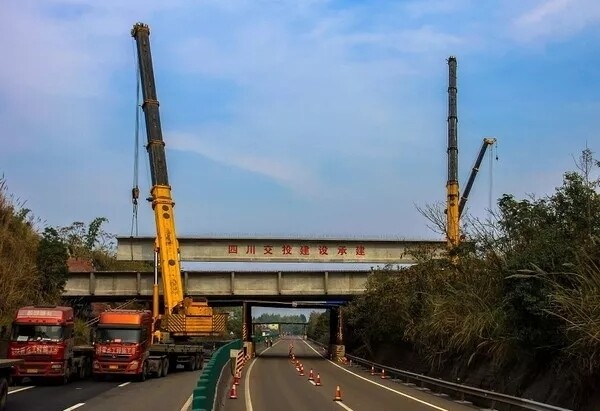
[346,149,600,378]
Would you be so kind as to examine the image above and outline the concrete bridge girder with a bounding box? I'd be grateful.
[63,270,373,299]
[116,236,446,264]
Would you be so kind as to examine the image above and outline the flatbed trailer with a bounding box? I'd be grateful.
[146,343,204,376]
[0,359,23,411]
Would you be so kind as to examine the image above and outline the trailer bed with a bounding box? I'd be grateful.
[149,343,203,354]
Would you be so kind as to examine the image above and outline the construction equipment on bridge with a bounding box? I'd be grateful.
[446,56,497,247]
[130,22,227,341]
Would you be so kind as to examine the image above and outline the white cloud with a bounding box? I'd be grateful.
[169,131,326,198]
[512,0,600,43]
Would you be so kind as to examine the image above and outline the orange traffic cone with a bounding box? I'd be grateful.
[308,368,314,381]
[299,365,305,376]
[229,383,238,399]
[381,369,388,379]
[234,371,240,385]
[333,385,342,401]
[371,366,375,375]
[349,359,353,366]
[315,373,321,386]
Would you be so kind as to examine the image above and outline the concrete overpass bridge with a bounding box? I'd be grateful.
[63,269,372,301]
[76,235,445,358]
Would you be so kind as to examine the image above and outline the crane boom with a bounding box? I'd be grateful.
[131,22,184,315]
[458,138,496,217]
[446,56,460,247]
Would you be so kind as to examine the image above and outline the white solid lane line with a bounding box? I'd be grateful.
[244,359,257,411]
[301,339,449,411]
[63,403,85,411]
[246,338,282,411]
[180,394,193,411]
[336,402,355,411]
[118,382,130,387]
[8,386,34,395]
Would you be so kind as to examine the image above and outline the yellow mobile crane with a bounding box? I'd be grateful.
[446,56,496,247]
[131,22,227,341]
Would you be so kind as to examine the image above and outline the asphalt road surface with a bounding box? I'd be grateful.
[7,366,201,411]
[224,337,477,411]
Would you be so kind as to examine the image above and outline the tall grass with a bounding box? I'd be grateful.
[545,254,600,374]
[0,177,42,324]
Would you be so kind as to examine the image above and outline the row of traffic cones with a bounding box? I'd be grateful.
[293,361,341,400]
[370,365,389,379]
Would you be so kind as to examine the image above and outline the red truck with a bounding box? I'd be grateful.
[92,309,203,381]
[7,306,93,384]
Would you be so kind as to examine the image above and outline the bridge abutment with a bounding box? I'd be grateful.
[242,301,254,358]
[328,307,345,361]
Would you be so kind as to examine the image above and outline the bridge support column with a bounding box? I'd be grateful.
[242,302,254,358]
[328,307,345,362]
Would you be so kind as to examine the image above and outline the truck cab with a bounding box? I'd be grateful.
[92,310,153,381]
[7,305,91,384]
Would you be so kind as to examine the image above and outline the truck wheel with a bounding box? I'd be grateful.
[136,362,147,382]
[161,359,169,377]
[78,362,86,380]
[0,377,8,411]
[62,364,71,385]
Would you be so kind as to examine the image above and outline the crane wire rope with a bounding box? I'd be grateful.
[489,141,499,213]
[131,40,141,238]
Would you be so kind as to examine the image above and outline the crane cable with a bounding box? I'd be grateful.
[131,41,141,237]
[489,140,499,212]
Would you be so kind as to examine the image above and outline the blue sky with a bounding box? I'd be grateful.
[1,0,600,264]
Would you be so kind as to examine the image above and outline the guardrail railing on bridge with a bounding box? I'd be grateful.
[307,339,572,411]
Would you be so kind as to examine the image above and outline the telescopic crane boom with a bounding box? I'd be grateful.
[131,22,184,315]
[446,56,460,247]
[458,138,496,217]
[445,56,497,247]
[131,22,221,340]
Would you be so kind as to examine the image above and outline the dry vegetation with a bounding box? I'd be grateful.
[0,177,43,324]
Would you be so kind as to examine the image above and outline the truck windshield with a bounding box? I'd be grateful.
[11,325,64,342]
[96,328,141,343]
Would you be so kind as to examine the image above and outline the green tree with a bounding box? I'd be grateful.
[57,217,152,271]
[307,311,329,344]
[36,227,69,302]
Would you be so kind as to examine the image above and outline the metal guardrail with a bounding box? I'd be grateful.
[307,339,572,411]
[192,339,242,411]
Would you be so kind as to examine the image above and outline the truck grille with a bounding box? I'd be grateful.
[98,354,130,361]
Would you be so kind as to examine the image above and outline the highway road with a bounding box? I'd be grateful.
[225,337,476,411]
[6,366,201,411]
